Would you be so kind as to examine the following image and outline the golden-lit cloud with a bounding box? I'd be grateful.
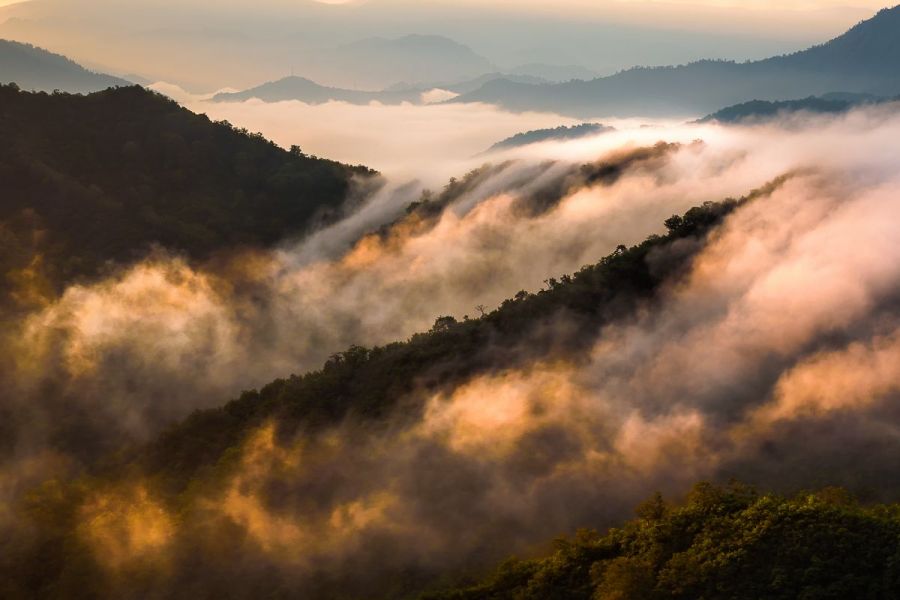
[4,103,900,595]
[79,485,174,571]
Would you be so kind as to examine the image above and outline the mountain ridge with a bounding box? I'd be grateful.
[0,83,374,302]
[0,38,130,93]
[450,5,900,117]
[212,72,551,104]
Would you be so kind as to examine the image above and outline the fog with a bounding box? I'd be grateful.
[4,102,900,596]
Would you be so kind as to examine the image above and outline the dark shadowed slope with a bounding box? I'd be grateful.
[0,39,129,93]
[0,84,374,300]
[451,6,900,118]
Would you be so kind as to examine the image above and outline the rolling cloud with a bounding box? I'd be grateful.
[3,103,900,597]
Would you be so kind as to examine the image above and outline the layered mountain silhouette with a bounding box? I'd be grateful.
[0,38,130,93]
[212,76,423,104]
[324,34,494,89]
[450,6,900,118]
[213,72,549,105]
[508,62,600,83]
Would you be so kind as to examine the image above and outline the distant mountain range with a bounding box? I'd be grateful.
[450,6,900,118]
[0,38,130,93]
[0,0,837,92]
[699,93,899,124]
[212,72,551,105]
[212,76,423,105]
[507,63,599,83]
[485,123,614,153]
[323,34,494,89]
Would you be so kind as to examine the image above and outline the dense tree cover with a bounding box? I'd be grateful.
[141,197,739,495]
[0,84,374,302]
[424,482,900,600]
[0,199,747,599]
[0,184,837,599]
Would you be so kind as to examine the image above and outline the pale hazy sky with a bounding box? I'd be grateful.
[0,0,894,89]
[0,0,890,22]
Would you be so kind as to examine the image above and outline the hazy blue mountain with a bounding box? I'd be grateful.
[0,39,130,93]
[486,122,614,153]
[0,0,837,92]
[698,94,898,124]
[327,34,494,89]
[214,72,549,105]
[508,63,600,82]
[211,76,423,104]
[442,72,548,94]
[451,6,900,118]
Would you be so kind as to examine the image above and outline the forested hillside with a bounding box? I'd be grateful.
[5,182,894,600]
[426,482,900,600]
[0,84,374,305]
[1,196,744,598]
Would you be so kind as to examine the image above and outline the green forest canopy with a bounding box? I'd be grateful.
[425,482,900,600]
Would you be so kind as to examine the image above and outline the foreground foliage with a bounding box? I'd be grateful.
[426,482,900,600]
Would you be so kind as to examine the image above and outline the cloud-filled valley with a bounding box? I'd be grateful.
[3,93,900,596]
[4,4,900,594]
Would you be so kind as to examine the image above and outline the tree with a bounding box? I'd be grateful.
[431,315,458,333]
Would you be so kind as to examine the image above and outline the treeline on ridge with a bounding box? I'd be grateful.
[143,196,740,496]
[1,179,818,599]
[0,84,374,307]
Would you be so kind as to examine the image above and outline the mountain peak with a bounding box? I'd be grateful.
[0,38,130,93]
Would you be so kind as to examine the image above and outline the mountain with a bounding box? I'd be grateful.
[699,93,899,124]
[212,72,548,105]
[441,71,548,95]
[211,76,423,104]
[0,84,374,302]
[2,196,742,599]
[0,38,130,93]
[0,0,839,93]
[508,62,600,82]
[485,122,614,153]
[326,34,495,89]
[450,6,900,118]
[3,157,894,598]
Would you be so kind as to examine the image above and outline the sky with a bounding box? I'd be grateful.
[0,0,893,90]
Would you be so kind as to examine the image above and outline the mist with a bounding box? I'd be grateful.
[4,100,900,596]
